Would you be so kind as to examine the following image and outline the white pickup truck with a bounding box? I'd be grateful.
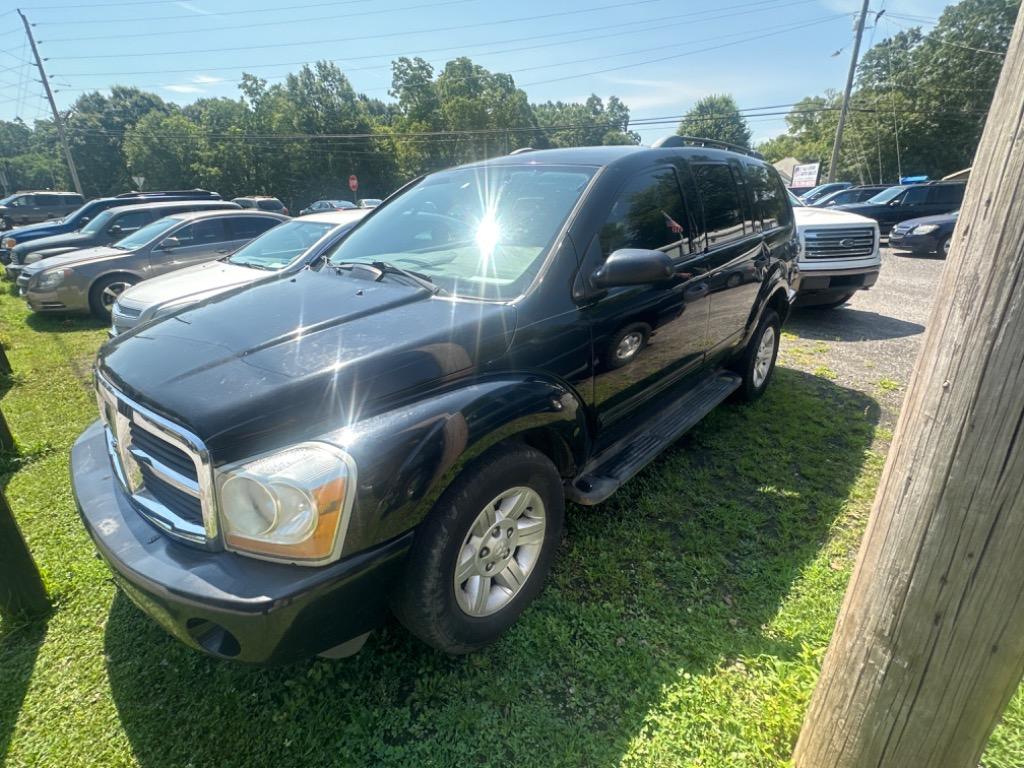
[790,195,881,309]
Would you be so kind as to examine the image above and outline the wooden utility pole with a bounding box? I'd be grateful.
[17,9,83,197]
[0,492,48,618]
[794,8,1024,768]
[827,0,870,183]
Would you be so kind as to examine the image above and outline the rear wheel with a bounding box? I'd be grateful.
[734,309,780,402]
[391,444,564,654]
[939,235,951,258]
[89,275,137,319]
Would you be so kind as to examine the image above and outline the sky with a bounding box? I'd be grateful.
[0,0,954,145]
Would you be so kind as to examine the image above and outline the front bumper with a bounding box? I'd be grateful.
[795,265,879,294]
[888,230,939,252]
[72,421,413,664]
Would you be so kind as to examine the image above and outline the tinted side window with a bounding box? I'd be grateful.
[228,216,278,239]
[10,195,33,207]
[37,194,61,207]
[902,186,929,205]
[62,194,82,205]
[257,199,283,211]
[747,164,788,229]
[693,163,746,246]
[599,168,691,258]
[930,185,964,205]
[113,210,152,232]
[175,219,227,245]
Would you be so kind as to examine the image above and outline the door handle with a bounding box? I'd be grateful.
[684,282,709,300]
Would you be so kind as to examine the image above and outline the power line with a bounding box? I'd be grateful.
[35,0,381,25]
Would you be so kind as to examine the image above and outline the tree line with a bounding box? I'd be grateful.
[0,56,636,208]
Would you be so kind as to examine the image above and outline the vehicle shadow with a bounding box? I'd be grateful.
[103,368,879,767]
[788,306,924,342]
[24,312,108,335]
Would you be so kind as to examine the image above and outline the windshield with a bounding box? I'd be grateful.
[113,217,180,249]
[324,164,595,300]
[80,209,119,234]
[0,195,16,206]
[228,219,338,270]
[787,191,805,207]
[867,186,907,204]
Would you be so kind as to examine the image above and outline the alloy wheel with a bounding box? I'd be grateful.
[752,325,776,388]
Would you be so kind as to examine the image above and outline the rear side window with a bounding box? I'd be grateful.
[36,194,61,207]
[693,163,746,246]
[233,198,256,208]
[599,168,692,258]
[175,219,227,245]
[746,164,789,229]
[62,194,82,205]
[256,199,283,211]
[228,216,279,239]
[929,185,964,205]
[112,210,152,232]
[902,186,929,205]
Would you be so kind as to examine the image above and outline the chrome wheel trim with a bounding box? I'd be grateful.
[101,281,133,310]
[453,486,546,618]
[943,237,951,256]
[752,325,776,388]
[615,331,643,361]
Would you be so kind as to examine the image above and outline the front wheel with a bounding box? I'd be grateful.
[734,309,781,402]
[939,235,951,258]
[89,274,137,319]
[391,444,565,654]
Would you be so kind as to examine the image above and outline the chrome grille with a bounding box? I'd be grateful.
[803,226,876,259]
[96,373,218,547]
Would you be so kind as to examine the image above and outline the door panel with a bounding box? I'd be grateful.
[151,219,230,274]
[579,166,710,430]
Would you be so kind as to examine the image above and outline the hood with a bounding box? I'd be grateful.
[117,260,260,311]
[891,212,957,228]
[793,206,877,228]
[15,231,95,256]
[99,269,517,457]
[20,246,123,275]
[2,220,71,242]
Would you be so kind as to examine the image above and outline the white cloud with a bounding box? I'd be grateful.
[192,74,223,84]
[163,84,204,94]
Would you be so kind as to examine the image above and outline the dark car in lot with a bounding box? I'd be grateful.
[72,140,797,663]
[888,211,958,257]
[811,185,891,208]
[1,189,222,266]
[0,190,84,229]
[834,181,965,234]
[233,196,289,216]
[298,199,357,216]
[5,199,240,280]
[799,181,852,204]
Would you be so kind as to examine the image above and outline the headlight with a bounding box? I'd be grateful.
[34,268,72,290]
[2,237,15,249]
[912,224,940,235]
[216,442,355,564]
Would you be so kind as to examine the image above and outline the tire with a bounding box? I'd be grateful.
[88,274,138,319]
[603,322,650,370]
[734,309,781,402]
[391,444,565,654]
[939,235,951,258]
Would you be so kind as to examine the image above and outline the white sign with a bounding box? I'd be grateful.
[791,163,820,188]
[132,175,146,190]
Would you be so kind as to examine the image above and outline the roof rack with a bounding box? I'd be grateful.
[115,188,218,198]
[508,147,535,155]
[652,135,764,159]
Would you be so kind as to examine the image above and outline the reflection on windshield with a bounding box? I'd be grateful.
[324,164,595,300]
[81,209,117,234]
[867,186,906,204]
[228,220,337,270]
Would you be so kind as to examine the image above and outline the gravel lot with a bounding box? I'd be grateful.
[782,246,946,427]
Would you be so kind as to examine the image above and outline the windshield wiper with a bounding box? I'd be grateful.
[229,259,276,271]
[331,260,445,295]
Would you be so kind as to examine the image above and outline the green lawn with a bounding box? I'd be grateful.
[1,286,1022,767]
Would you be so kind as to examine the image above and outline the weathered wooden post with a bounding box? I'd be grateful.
[0,492,48,618]
[793,7,1024,767]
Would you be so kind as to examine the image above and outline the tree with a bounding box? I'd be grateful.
[794,6,1024,765]
[676,94,751,148]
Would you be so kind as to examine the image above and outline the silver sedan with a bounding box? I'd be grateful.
[18,209,286,318]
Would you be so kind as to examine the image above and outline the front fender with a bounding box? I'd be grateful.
[329,375,589,556]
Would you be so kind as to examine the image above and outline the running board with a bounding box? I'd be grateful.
[567,371,742,505]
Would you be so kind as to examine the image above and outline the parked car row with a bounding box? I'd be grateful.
[0,190,84,229]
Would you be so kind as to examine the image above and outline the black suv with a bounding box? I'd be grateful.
[1,189,221,267]
[0,190,83,229]
[72,140,797,662]
[834,181,966,233]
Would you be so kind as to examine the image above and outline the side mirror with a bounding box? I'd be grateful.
[592,248,674,289]
[107,224,123,235]
[80,216,90,225]
[159,236,181,250]
[889,198,903,207]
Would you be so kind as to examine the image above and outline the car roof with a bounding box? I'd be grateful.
[108,200,241,214]
[456,144,773,174]
[233,195,282,201]
[298,209,370,224]
[165,209,289,223]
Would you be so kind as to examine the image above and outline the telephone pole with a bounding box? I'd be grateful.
[795,6,1024,767]
[17,9,83,197]
[827,0,870,183]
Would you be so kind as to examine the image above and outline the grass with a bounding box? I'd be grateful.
[1,287,1023,767]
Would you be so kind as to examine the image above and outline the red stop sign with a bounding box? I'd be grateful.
[349,175,358,192]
